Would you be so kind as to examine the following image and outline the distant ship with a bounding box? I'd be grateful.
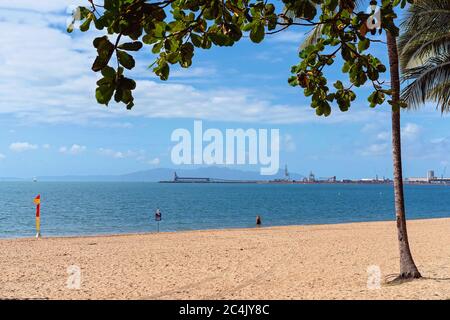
[33,177,37,182]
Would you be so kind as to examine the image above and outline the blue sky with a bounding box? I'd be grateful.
[0,0,449,179]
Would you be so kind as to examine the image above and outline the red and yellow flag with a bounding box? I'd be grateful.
[34,195,41,236]
[34,195,41,206]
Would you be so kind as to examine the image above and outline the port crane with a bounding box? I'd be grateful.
[284,165,291,181]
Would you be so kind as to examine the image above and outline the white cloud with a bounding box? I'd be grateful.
[376,131,390,141]
[361,123,422,157]
[148,158,160,165]
[392,133,449,161]
[9,142,38,152]
[98,148,139,159]
[254,51,283,63]
[59,144,86,155]
[360,143,389,157]
[0,0,85,13]
[0,153,5,160]
[98,148,160,165]
[98,148,121,158]
[361,123,379,133]
[0,9,388,126]
[431,137,447,144]
[283,134,296,152]
[42,144,51,149]
[128,80,386,124]
[401,123,421,141]
[267,31,305,43]
[428,136,449,153]
[170,67,217,78]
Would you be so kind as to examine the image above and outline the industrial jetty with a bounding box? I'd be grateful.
[158,166,400,185]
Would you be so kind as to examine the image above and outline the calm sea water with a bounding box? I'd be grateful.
[0,182,449,238]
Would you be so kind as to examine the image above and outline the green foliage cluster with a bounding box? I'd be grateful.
[71,0,278,109]
[71,0,411,113]
[287,0,411,115]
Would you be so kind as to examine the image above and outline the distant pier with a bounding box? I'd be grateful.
[158,171,396,185]
[159,172,259,184]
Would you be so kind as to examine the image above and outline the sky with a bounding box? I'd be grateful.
[0,0,449,179]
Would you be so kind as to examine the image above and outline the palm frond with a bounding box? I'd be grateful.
[399,0,450,112]
[401,0,450,34]
[402,53,450,113]
[428,82,450,113]
[399,33,450,69]
[399,0,450,69]
[294,0,364,51]
[300,24,325,50]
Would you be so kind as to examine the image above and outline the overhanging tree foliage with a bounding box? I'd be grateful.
[73,0,422,279]
[72,0,408,111]
[71,0,280,109]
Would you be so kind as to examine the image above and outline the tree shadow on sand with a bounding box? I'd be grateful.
[383,274,450,286]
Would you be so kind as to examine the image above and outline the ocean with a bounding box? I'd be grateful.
[0,182,449,238]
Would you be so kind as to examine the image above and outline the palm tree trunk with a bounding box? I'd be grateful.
[386,31,421,279]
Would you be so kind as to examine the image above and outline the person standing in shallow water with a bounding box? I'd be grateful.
[155,208,162,221]
[154,208,162,233]
[256,215,262,226]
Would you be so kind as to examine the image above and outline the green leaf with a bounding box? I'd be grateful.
[92,36,114,72]
[117,50,135,70]
[154,62,170,80]
[122,90,133,104]
[96,85,114,105]
[92,56,109,72]
[101,66,116,79]
[191,34,202,47]
[358,39,370,52]
[118,42,143,51]
[249,23,265,43]
[334,81,344,90]
[152,41,164,54]
[120,77,136,90]
[114,88,123,103]
[96,77,111,86]
[80,16,92,32]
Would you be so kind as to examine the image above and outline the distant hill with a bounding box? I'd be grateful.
[21,167,305,182]
[0,177,24,181]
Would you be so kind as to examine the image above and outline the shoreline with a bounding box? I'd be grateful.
[1,217,449,299]
[2,216,450,241]
[2,179,450,185]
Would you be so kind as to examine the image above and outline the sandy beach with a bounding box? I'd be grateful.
[1,218,449,300]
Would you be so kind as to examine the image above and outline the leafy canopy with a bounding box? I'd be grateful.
[71,0,412,113]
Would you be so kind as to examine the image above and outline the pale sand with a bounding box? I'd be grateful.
[1,218,449,300]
